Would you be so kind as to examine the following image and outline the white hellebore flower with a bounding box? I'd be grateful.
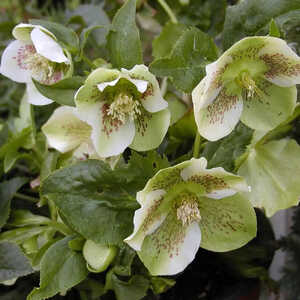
[0,23,72,105]
[125,157,257,276]
[74,65,170,157]
[192,36,300,141]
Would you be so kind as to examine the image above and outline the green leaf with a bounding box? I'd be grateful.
[150,277,175,294]
[269,19,281,37]
[30,19,79,53]
[8,210,50,227]
[222,0,300,49]
[113,245,136,276]
[111,274,149,300]
[150,27,218,93]
[0,177,27,230]
[0,242,34,282]
[152,22,187,59]
[107,0,143,69]
[238,138,300,217]
[165,92,188,126]
[27,236,88,300]
[33,77,85,106]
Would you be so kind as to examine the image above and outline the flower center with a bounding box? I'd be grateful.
[176,193,201,226]
[236,71,265,99]
[106,93,141,124]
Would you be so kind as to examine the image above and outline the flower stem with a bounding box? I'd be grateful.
[193,132,202,158]
[157,0,178,23]
[14,192,39,203]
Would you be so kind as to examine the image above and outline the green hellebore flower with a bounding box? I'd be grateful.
[124,157,256,276]
[192,36,300,141]
[74,65,170,157]
[0,23,72,105]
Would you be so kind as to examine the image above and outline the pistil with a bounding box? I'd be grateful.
[236,71,265,99]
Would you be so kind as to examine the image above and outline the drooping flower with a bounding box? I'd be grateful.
[192,36,300,141]
[74,65,170,157]
[124,157,256,276]
[0,23,72,105]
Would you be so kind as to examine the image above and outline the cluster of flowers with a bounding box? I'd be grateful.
[1,23,300,275]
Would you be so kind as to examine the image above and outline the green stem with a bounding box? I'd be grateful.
[157,0,178,23]
[14,192,39,203]
[48,221,73,236]
[82,55,94,68]
[193,132,202,158]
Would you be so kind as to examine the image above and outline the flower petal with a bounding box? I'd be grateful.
[198,193,256,252]
[97,77,120,92]
[124,189,167,251]
[180,158,249,198]
[194,88,243,141]
[42,106,91,152]
[86,68,120,86]
[136,212,201,275]
[122,65,168,113]
[26,82,54,105]
[130,108,170,151]
[0,40,32,83]
[13,23,56,42]
[30,28,69,63]
[241,78,297,131]
[127,78,148,93]
[76,102,135,157]
[259,37,300,87]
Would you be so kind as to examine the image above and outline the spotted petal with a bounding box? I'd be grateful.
[42,106,91,153]
[241,78,297,131]
[259,37,300,87]
[30,28,69,63]
[136,212,201,275]
[0,40,32,83]
[180,158,249,199]
[130,108,170,151]
[194,88,243,141]
[122,65,168,113]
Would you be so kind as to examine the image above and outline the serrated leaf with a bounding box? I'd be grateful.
[27,236,88,300]
[238,138,300,217]
[107,0,143,69]
[0,177,27,230]
[33,77,85,106]
[150,27,218,93]
[222,0,300,49]
[0,242,34,282]
[30,19,79,53]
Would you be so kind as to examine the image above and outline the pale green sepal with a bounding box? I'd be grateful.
[238,139,300,217]
[130,109,170,151]
[199,193,256,252]
[83,240,117,273]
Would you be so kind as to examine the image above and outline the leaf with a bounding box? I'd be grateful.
[222,0,300,49]
[238,138,300,217]
[8,210,50,227]
[269,19,281,37]
[30,19,79,53]
[107,0,143,69]
[152,22,187,59]
[32,77,85,106]
[150,27,218,93]
[27,236,88,300]
[0,177,27,230]
[165,92,188,126]
[0,242,34,282]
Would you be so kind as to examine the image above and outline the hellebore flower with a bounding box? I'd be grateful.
[124,157,256,275]
[0,23,72,105]
[192,36,300,141]
[74,65,170,157]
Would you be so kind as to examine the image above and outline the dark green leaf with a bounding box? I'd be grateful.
[30,19,79,53]
[0,242,34,282]
[222,0,300,49]
[150,27,218,93]
[107,0,143,69]
[32,77,85,106]
[27,236,88,300]
[0,177,27,230]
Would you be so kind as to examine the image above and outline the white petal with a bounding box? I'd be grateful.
[195,90,243,141]
[122,65,168,113]
[180,158,208,181]
[42,106,91,153]
[97,77,120,92]
[127,78,148,93]
[30,28,68,63]
[0,40,33,83]
[124,189,167,251]
[76,102,135,157]
[205,189,237,199]
[26,82,53,105]
[13,24,56,42]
